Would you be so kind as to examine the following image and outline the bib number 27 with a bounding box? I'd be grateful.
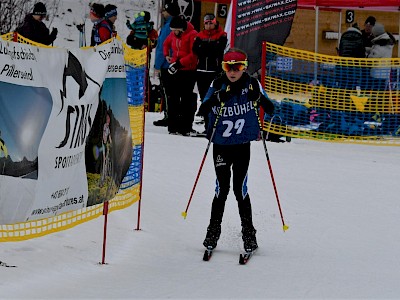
[222,119,245,137]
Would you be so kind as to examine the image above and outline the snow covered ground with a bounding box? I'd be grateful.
[2,1,400,298]
[1,112,400,299]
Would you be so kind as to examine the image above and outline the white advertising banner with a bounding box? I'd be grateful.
[0,38,131,224]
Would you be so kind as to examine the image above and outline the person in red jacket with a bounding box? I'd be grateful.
[192,13,227,132]
[163,15,198,136]
[89,3,113,46]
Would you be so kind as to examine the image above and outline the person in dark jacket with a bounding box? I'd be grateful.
[338,23,365,58]
[337,23,365,89]
[192,13,227,132]
[197,48,275,252]
[362,16,376,49]
[17,2,57,45]
[153,0,181,127]
[89,3,113,46]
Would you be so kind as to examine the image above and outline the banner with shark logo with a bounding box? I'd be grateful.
[0,39,132,224]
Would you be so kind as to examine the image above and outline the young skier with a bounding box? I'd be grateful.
[197,48,275,253]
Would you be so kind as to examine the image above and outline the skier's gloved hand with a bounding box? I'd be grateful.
[247,83,260,102]
[216,85,230,103]
[168,60,181,75]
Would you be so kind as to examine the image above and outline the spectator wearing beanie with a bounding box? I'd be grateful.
[89,3,113,46]
[366,22,394,90]
[362,16,376,49]
[153,0,181,127]
[163,15,199,135]
[17,1,58,45]
[104,4,118,37]
[193,13,227,133]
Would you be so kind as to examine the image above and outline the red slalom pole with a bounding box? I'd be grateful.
[101,201,109,264]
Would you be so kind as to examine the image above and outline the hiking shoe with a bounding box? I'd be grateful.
[242,228,258,252]
[153,118,168,127]
[203,225,221,249]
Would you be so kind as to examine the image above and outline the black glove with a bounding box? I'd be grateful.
[76,24,84,32]
[248,83,260,102]
[126,20,133,30]
[216,85,230,103]
[51,27,58,37]
[168,60,181,75]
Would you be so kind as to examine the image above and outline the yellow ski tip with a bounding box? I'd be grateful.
[283,224,289,232]
[181,211,187,219]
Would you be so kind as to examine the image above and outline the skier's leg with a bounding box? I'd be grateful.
[203,144,232,249]
[232,143,258,251]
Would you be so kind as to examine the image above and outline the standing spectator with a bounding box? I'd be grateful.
[104,4,118,38]
[338,23,365,58]
[89,3,113,46]
[163,15,198,135]
[17,2,57,45]
[366,22,394,90]
[362,16,376,50]
[337,23,365,89]
[193,13,227,132]
[196,48,275,252]
[153,0,181,127]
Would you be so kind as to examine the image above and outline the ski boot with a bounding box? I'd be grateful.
[203,224,221,250]
[242,228,258,252]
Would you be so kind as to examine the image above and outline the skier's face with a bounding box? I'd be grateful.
[225,68,245,82]
[222,61,247,82]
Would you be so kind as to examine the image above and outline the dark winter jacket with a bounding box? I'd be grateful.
[361,29,374,48]
[338,27,365,58]
[192,26,227,72]
[198,72,274,145]
[163,21,198,71]
[17,14,57,45]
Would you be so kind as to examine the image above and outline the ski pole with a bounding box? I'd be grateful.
[254,101,289,232]
[261,131,289,232]
[181,101,226,219]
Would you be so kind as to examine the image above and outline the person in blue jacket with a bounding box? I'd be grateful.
[197,48,274,252]
[153,0,180,127]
